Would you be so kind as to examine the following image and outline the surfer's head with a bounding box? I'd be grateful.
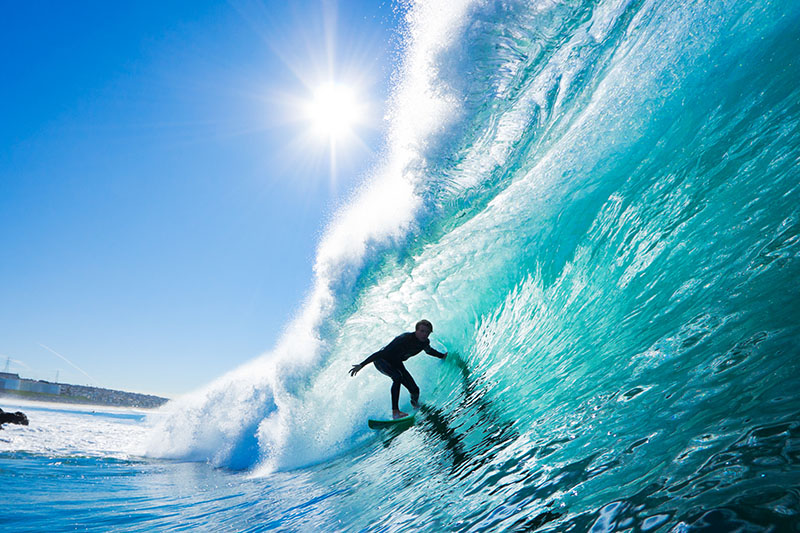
[415,319,433,341]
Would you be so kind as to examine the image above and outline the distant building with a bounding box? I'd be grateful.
[0,372,61,395]
[0,372,21,391]
[1,372,167,408]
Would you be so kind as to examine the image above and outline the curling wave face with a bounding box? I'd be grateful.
[147,0,800,529]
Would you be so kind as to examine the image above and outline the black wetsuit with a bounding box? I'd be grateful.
[359,332,446,411]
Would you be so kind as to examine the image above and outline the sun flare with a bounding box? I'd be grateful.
[305,83,363,141]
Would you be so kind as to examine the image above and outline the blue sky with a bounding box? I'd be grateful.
[0,1,405,397]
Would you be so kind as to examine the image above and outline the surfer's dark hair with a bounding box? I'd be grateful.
[415,319,433,332]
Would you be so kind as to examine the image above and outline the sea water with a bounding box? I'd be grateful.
[3,0,800,530]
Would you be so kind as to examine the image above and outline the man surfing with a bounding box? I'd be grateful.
[349,319,447,419]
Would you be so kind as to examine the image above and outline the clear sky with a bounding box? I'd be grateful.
[0,0,405,397]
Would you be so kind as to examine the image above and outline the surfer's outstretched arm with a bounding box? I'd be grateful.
[424,345,447,359]
[349,349,384,377]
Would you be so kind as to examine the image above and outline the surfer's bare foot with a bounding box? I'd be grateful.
[392,410,409,419]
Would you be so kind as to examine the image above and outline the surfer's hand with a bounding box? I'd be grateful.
[349,364,362,377]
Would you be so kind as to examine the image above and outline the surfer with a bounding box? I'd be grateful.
[349,319,447,419]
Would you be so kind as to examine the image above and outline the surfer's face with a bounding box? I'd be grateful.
[414,324,432,342]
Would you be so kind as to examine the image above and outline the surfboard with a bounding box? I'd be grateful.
[368,413,415,429]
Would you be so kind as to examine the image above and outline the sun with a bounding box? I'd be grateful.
[285,78,374,186]
[304,83,364,142]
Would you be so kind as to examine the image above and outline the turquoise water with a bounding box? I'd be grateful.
[3,0,800,530]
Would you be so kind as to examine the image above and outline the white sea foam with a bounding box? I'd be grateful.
[0,399,153,459]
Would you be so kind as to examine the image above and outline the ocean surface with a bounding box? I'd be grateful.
[3,0,800,530]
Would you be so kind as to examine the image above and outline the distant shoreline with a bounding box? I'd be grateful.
[0,386,169,409]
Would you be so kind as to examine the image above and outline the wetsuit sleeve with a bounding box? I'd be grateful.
[359,349,384,367]
[424,344,446,359]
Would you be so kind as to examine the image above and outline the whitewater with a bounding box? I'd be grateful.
[3,0,800,530]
